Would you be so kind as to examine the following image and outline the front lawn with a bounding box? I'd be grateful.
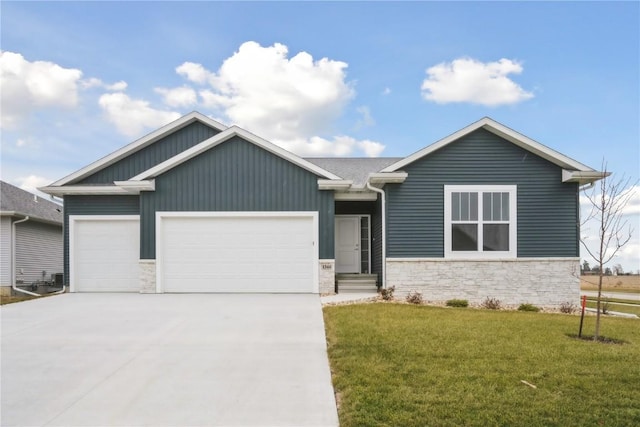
[323,304,640,427]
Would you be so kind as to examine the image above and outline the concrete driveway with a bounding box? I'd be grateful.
[1,293,339,426]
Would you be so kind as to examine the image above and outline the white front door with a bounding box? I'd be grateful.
[335,216,360,273]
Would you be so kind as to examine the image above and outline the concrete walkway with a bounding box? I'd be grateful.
[1,294,338,427]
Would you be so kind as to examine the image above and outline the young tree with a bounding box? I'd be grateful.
[581,163,636,340]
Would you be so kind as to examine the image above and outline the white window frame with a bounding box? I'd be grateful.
[444,185,517,259]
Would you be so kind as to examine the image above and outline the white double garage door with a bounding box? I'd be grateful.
[70,213,318,293]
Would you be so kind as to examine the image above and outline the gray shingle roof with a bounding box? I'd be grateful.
[0,181,63,224]
[304,157,403,188]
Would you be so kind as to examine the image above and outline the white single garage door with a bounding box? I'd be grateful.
[70,216,140,292]
[158,213,318,293]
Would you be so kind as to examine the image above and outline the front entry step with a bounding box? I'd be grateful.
[336,274,378,294]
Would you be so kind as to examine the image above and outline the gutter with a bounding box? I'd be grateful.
[365,182,387,289]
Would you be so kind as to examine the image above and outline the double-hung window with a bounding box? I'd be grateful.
[444,185,517,258]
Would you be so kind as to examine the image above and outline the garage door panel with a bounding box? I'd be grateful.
[72,218,139,292]
[160,215,316,293]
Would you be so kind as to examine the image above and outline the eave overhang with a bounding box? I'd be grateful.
[562,170,610,185]
[367,172,408,186]
[317,179,353,191]
[39,180,155,196]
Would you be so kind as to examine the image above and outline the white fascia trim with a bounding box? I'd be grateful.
[318,179,353,190]
[114,180,155,193]
[39,185,131,196]
[562,169,610,185]
[69,215,140,293]
[155,211,320,293]
[131,126,341,181]
[382,117,595,173]
[367,172,408,185]
[52,112,227,186]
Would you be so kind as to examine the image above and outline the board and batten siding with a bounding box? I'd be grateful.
[15,221,63,284]
[0,217,12,286]
[79,122,220,184]
[140,136,335,259]
[63,195,140,285]
[386,128,580,258]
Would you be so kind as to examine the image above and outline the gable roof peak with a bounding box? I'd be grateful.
[51,111,228,187]
[382,117,595,173]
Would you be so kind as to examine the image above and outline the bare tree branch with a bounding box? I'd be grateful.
[579,160,638,341]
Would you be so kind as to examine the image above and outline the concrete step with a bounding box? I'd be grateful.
[339,287,378,294]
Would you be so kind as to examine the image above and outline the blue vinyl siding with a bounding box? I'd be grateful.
[140,136,334,259]
[386,128,579,258]
[62,195,139,285]
[79,122,220,184]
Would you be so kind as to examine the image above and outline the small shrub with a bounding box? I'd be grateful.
[559,301,576,314]
[380,286,395,301]
[518,303,540,312]
[481,297,502,310]
[446,299,469,308]
[601,298,610,314]
[406,291,423,305]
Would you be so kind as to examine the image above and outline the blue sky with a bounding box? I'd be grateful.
[1,1,639,271]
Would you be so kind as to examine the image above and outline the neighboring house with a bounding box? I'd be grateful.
[40,112,605,305]
[0,181,63,295]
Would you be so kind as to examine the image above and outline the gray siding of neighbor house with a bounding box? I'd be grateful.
[386,128,580,258]
[63,195,140,285]
[0,217,12,286]
[78,122,220,184]
[140,136,335,259]
[15,221,63,285]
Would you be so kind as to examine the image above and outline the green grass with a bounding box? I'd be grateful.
[323,304,640,427]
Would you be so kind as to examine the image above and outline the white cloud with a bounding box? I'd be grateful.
[382,87,391,95]
[81,78,127,91]
[98,92,181,137]
[358,139,386,157]
[421,57,534,106]
[355,106,375,129]
[0,51,83,128]
[155,86,197,107]
[621,185,640,215]
[176,62,213,85]
[175,41,382,157]
[13,175,59,200]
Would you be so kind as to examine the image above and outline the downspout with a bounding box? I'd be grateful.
[366,182,386,289]
[11,216,40,297]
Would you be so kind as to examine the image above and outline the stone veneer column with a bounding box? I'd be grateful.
[139,260,156,293]
[319,259,336,295]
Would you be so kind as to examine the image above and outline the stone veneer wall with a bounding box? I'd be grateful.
[139,260,156,293]
[319,259,336,295]
[386,258,580,307]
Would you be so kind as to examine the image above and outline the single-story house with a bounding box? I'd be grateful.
[40,112,605,305]
[0,181,64,295]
